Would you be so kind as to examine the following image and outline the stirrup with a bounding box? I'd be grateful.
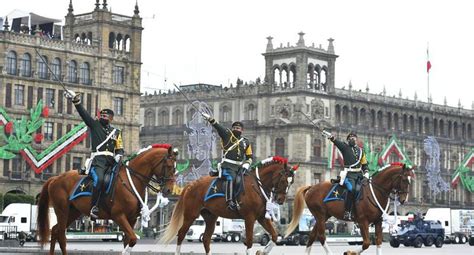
[227,201,238,211]
[343,211,352,221]
[90,206,99,219]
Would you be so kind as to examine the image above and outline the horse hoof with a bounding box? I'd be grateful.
[255,250,264,255]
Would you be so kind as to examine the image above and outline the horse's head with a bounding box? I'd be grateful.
[148,144,179,195]
[377,162,415,204]
[257,157,298,205]
[395,164,416,204]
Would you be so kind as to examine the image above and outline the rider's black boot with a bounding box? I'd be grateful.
[225,180,237,211]
[343,192,353,221]
[90,186,101,219]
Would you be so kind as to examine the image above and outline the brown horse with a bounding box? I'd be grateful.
[286,162,415,255]
[160,156,297,255]
[37,144,178,255]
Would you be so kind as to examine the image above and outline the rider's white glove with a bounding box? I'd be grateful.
[64,89,76,99]
[201,112,211,120]
[114,154,122,163]
[242,163,250,171]
[322,130,333,139]
[364,172,370,179]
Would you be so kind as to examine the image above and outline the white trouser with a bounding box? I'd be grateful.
[339,169,348,186]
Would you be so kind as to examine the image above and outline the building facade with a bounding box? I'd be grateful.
[140,32,474,218]
[0,1,142,195]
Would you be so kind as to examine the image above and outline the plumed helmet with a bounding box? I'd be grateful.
[100,109,114,116]
[347,131,357,140]
[232,121,244,129]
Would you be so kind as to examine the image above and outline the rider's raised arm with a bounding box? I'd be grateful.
[330,137,347,152]
[210,119,231,140]
[73,99,95,127]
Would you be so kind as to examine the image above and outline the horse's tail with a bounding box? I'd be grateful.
[159,185,189,244]
[285,185,311,237]
[37,178,54,246]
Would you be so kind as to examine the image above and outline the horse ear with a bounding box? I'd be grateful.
[292,164,299,172]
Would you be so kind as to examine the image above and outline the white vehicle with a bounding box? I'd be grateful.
[424,208,474,244]
[186,216,244,242]
[0,203,56,240]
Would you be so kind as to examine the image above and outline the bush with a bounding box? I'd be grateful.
[3,193,35,209]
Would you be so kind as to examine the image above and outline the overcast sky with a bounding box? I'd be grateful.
[3,0,474,109]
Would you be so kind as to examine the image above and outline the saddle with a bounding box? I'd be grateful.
[204,169,246,202]
[323,177,364,203]
[69,164,120,201]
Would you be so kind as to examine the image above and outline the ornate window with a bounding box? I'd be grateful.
[113,97,124,116]
[173,109,183,125]
[6,51,17,75]
[38,56,48,79]
[68,60,78,83]
[313,139,321,158]
[247,104,256,120]
[159,110,169,126]
[20,53,32,77]
[144,110,155,127]
[51,58,61,81]
[80,62,91,85]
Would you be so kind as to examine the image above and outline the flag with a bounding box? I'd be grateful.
[427,48,432,73]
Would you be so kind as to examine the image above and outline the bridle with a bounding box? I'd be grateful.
[123,152,175,193]
[255,163,293,201]
[370,167,412,201]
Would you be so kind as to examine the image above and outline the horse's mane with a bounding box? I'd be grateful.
[371,162,405,177]
[125,143,172,163]
[252,156,288,170]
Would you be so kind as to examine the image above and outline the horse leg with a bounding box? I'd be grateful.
[309,217,332,255]
[348,221,370,255]
[201,210,218,255]
[123,218,138,248]
[113,214,138,255]
[49,224,58,255]
[374,221,383,255]
[256,217,276,255]
[176,212,200,255]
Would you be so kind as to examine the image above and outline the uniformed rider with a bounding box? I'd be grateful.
[65,90,124,218]
[322,130,368,220]
[202,113,253,211]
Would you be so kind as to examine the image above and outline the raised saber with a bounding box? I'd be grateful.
[296,110,332,137]
[33,48,73,96]
[173,84,203,114]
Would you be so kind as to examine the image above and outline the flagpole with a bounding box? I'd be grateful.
[427,43,430,101]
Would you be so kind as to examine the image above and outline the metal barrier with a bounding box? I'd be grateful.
[0,225,18,240]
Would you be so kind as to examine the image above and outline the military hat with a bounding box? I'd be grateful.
[100,109,115,116]
[347,131,357,140]
[232,121,244,129]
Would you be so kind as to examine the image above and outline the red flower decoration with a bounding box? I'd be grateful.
[42,106,49,118]
[34,133,44,143]
[5,122,13,134]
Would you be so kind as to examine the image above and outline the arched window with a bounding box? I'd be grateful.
[51,58,61,81]
[173,109,183,125]
[433,118,438,136]
[409,115,415,132]
[87,32,93,45]
[38,56,48,79]
[393,113,399,130]
[453,122,458,138]
[6,51,17,75]
[80,62,90,85]
[418,117,423,133]
[313,139,321,158]
[109,32,116,48]
[377,111,383,130]
[342,106,349,125]
[68,60,78,83]
[116,34,123,50]
[159,110,169,126]
[439,119,445,136]
[352,107,359,126]
[387,112,392,130]
[370,110,376,128]
[247,104,256,120]
[20,53,32,77]
[124,35,131,52]
[424,117,430,134]
[307,64,314,89]
[281,67,288,88]
[144,110,155,127]
[403,114,408,132]
[335,105,341,123]
[448,121,453,138]
[273,67,280,86]
[320,67,328,91]
[468,124,472,140]
[222,105,231,122]
[275,138,285,157]
[360,108,366,126]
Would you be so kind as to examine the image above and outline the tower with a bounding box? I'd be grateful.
[63,0,143,90]
[263,32,338,93]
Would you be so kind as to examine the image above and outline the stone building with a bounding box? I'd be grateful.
[0,1,142,195]
[140,32,474,217]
